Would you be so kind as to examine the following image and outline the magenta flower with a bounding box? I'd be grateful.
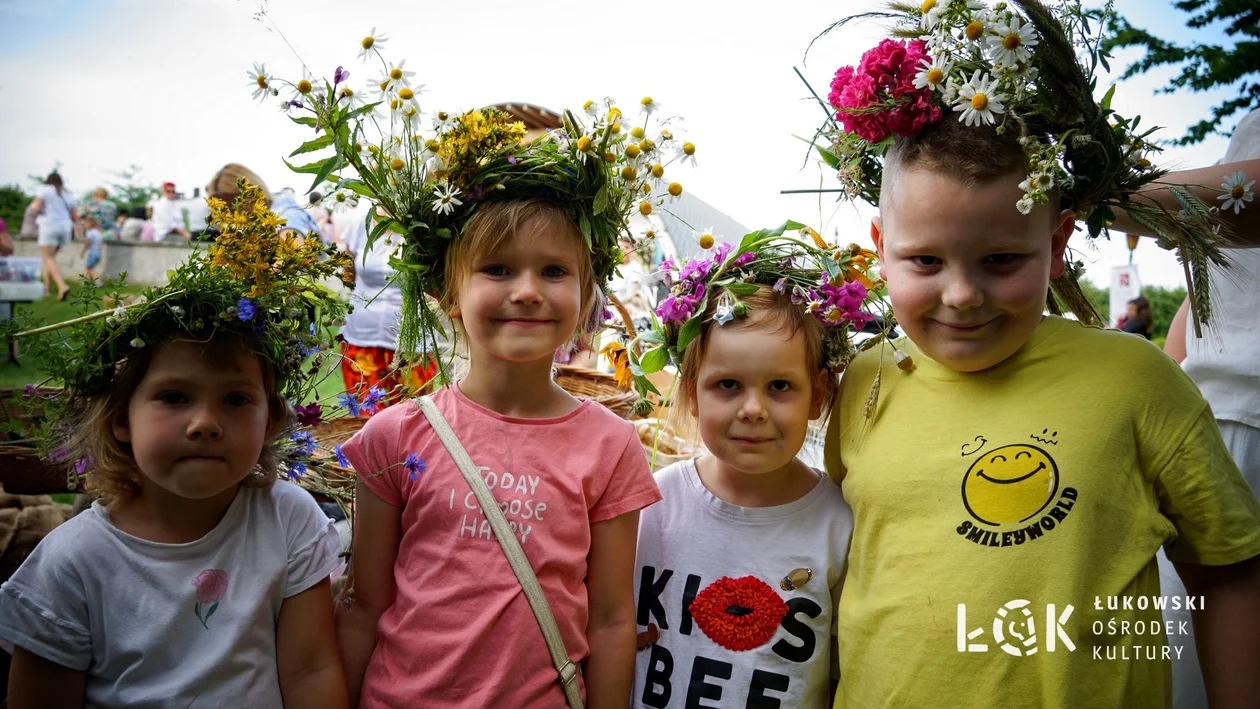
[295,402,322,427]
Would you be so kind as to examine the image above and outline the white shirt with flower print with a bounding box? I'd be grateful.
[0,481,340,709]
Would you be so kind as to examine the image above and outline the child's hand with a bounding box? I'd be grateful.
[277,577,349,709]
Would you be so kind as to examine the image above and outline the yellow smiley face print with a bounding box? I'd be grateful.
[962,444,1059,526]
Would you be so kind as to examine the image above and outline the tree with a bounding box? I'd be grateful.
[1104,1,1259,145]
[1079,277,1110,322]
[1075,279,1185,341]
[0,185,31,236]
[104,165,161,215]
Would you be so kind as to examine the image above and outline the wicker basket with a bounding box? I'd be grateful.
[554,364,639,419]
[634,418,700,472]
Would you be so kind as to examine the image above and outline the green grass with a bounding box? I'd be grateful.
[1,286,350,403]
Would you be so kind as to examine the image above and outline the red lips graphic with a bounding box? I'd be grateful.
[689,575,788,651]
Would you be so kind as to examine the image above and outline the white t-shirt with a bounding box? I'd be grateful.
[151,196,184,240]
[340,214,446,352]
[1182,108,1260,429]
[632,459,853,709]
[0,481,341,709]
[36,184,77,226]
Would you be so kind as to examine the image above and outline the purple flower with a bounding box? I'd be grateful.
[23,384,37,398]
[404,453,426,481]
[291,431,317,456]
[295,402,322,427]
[286,461,307,480]
[236,298,257,322]
[333,66,349,85]
[73,456,94,475]
[50,446,71,462]
[731,252,756,268]
[361,386,386,415]
[338,392,362,417]
[335,444,351,468]
[713,242,734,265]
[773,277,787,294]
[507,156,519,165]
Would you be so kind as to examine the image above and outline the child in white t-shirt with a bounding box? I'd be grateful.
[632,266,856,708]
[81,215,103,282]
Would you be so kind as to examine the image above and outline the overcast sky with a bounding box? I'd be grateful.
[0,0,1243,289]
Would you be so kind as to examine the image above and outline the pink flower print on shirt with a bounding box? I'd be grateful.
[192,569,228,629]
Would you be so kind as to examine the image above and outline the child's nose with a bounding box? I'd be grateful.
[509,272,545,304]
[737,393,770,422]
[186,406,224,440]
[940,274,984,310]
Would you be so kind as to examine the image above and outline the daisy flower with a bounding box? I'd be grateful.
[434,184,463,215]
[396,85,422,114]
[290,68,321,102]
[337,85,363,110]
[432,111,455,134]
[953,71,1006,127]
[583,99,599,118]
[919,0,945,31]
[640,96,660,116]
[962,9,993,44]
[676,141,697,167]
[247,62,273,103]
[358,27,388,62]
[1218,171,1255,215]
[384,59,416,91]
[328,190,359,214]
[987,15,1039,67]
[913,55,954,92]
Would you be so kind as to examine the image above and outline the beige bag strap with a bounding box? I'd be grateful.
[417,395,583,709]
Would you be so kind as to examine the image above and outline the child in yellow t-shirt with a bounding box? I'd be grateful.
[815,16,1260,706]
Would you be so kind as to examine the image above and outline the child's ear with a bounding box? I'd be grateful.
[1049,209,1075,280]
[687,381,700,419]
[112,412,132,443]
[266,394,293,439]
[870,217,886,281]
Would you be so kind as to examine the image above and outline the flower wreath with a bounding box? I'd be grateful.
[252,38,697,371]
[621,220,891,407]
[4,181,356,486]
[810,0,1239,332]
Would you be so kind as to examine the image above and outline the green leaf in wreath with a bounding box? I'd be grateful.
[639,346,669,374]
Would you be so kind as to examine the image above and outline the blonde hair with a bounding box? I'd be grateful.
[208,163,271,205]
[92,187,109,200]
[441,200,602,344]
[671,285,837,435]
[66,334,291,505]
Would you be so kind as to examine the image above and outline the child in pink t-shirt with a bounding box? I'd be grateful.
[337,198,661,708]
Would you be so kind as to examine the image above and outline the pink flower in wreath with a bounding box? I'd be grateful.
[193,569,229,604]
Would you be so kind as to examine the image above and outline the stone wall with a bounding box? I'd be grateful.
[12,236,195,286]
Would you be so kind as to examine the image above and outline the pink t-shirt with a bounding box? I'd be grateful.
[340,385,661,708]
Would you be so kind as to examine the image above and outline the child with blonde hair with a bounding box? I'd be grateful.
[0,183,351,709]
[324,99,697,708]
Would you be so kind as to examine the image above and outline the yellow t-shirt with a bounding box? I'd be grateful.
[826,316,1260,709]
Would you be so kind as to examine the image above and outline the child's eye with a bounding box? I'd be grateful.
[768,380,793,393]
[984,254,1024,268]
[225,393,252,407]
[715,379,740,391]
[157,391,188,405]
[482,264,508,277]
[910,255,942,267]
[542,265,568,278]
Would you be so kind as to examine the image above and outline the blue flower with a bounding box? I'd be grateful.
[361,386,386,415]
[404,453,425,481]
[236,298,257,322]
[338,392,362,417]
[290,431,317,456]
[335,444,351,468]
[286,461,307,480]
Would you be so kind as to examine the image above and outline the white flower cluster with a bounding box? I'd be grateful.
[1015,137,1063,214]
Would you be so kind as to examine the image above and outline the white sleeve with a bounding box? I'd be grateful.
[273,482,342,597]
[342,212,368,257]
[0,523,93,670]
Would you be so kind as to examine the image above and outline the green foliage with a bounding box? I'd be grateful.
[104,165,161,214]
[1104,1,1260,145]
[1079,277,1110,321]
[0,184,31,235]
[1076,278,1186,341]
[1141,284,1187,341]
